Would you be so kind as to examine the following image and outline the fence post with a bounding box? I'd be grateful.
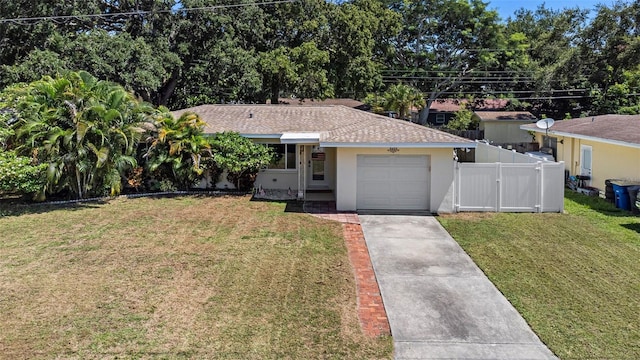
[537,162,542,213]
[454,161,459,212]
[496,163,502,212]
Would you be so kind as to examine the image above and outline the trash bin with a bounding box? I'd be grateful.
[628,185,640,214]
[613,184,631,211]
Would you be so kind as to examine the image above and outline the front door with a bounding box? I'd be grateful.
[580,145,592,179]
[307,146,329,188]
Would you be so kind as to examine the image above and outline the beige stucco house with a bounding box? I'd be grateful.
[173,105,475,213]
[474,111,537,145]
[521,114,640,190]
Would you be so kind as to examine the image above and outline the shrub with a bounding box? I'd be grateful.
[0,151,47,199]
[209,132,274,191]
[446,106,477,130]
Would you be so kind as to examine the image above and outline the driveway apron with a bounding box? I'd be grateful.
[358,214,557,360]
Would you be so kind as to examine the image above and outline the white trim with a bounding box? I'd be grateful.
[520,126,640,149]
[320,142,477,148]
[280,132,321,144]
[580,144,592,178]
[240,133,282,139]
[264,143,297,170]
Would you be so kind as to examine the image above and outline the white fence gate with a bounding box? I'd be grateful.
[454,161,565,212]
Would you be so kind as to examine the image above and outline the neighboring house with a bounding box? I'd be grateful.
[424,99,509,126]
[474,111,537,145]
[173,105,475,212]
[521,114,640,189]
[424,99,460,126]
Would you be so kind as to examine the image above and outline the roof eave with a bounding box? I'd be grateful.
[237,133,282,139]
[521,126,640,149]
[320,142,477,148]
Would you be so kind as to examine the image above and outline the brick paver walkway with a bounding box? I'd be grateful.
[305,201,391,337]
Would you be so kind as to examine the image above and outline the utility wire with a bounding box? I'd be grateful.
[0,0,296,25]
[380,69,539,74]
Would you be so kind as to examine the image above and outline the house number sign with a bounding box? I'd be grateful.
[387,147,400,153]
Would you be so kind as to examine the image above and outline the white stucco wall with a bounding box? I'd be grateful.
[194,168,298,190]
[252,139,300,191]
[335,147,456,213]
[254,170,298,190]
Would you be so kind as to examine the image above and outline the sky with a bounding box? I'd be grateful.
[487,0,619,21]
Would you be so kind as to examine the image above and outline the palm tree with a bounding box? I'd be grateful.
[142,109,211,190]
[5,71,155,199]
[384,83,426,121]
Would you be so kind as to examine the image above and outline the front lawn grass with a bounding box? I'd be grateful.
[438,191,640,359]
[0,195,392,359]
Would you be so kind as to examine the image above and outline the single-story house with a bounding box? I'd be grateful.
[521,114,640,189]
[424,99,509,126]
[173,105,475,212]
[474,111,538,145]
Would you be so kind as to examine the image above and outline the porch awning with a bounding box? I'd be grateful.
[280,132,321,144]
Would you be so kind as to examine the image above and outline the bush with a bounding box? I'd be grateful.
[0,151,47,198]
[446,107,477,130]
[209,132,274,191]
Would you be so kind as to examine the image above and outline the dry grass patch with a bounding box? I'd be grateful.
[438,191,640,359]
[0,195,392,359]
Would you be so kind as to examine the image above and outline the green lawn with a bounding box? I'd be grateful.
[0,196,392,359]
[438,191,640,359]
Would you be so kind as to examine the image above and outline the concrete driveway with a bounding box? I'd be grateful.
[358,214,557,360]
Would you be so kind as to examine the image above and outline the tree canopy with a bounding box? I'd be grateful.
[0,71,274,200]
[1,0,639,117]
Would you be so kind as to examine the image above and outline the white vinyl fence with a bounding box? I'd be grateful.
[454,161,565,212]
[475,141,552,163]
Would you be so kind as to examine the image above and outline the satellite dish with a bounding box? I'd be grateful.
[536,118,555,149]
[536,118,555,129]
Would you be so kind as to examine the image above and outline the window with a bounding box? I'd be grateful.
[266,144,296,170]
[435,114,446,124]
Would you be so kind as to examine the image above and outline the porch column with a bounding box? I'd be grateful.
[298,145,305,199]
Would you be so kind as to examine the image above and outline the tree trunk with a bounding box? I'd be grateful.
[270,79,280,105]
[156,69,181,106]
[419,103,432,125]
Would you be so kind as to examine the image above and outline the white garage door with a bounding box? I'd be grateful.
[356,155,429,210]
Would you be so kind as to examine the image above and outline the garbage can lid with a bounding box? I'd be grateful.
[610,180,640,186]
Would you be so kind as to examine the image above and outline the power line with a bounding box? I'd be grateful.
[427,89,589,95]
[380,70,539,74]
[382,76,537,81]
[0,0,296,25]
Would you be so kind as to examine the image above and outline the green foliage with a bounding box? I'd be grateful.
[259,41,333,103]
[363,93,386,115]
[0,150,48,197]
[142,110,211,190]
[1,0,639,117]
[0,108,14,148]
[2,71,154,200]
[386,0,503,118]
[591,66,640,115]
[328,0,401,98]
[208,132,274,191]
[382,83,425,120]
[446,106,476,131]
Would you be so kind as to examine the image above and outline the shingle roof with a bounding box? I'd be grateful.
[474,111,537,122]
[172,105,473,146]
[429,99,509,112]
[521,114,640,146]
[269,97,369,110]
